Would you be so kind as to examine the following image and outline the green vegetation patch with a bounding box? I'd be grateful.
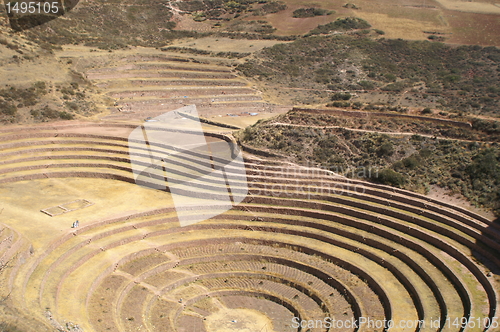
[307,17,371,35]
[0,82,48,122]
[0,82,47,107]
[342,3,360,9]
[30,106,74,120]
[0,100,17,117]
[0,80,98,124]
[292,8,333,18]
[255,1,287,15]
[175,0,271,18]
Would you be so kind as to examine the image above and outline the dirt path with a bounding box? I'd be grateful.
[270,121,496,143]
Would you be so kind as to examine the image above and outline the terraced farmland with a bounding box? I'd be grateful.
[83,53,275,122]
[0,117,499,332]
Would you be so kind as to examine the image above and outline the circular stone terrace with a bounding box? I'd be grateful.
[0,119,498,332]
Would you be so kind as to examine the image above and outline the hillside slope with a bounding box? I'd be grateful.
[237,35,500,117]
[238,109,500,216]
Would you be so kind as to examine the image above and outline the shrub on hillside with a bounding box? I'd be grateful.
[59,111,75,120]
[307,17,371,35]
[376,169,406,187]
[175,0,206,12]
[41,107,60,119]
[236,61,272,77]
[466,149,500,181]
[260,1,287,14]
[428,35,445,42]
[376,142,394,157]
[343,3,360,9]
[358,80,374,90]
[331,92,351,101]
[471,119,500,134]
[0,86,38,107]
[292,8,333,18]
[465,149,500,212]
[0,101,17,116]
[402,155,422,169]
[382,82,405,92]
